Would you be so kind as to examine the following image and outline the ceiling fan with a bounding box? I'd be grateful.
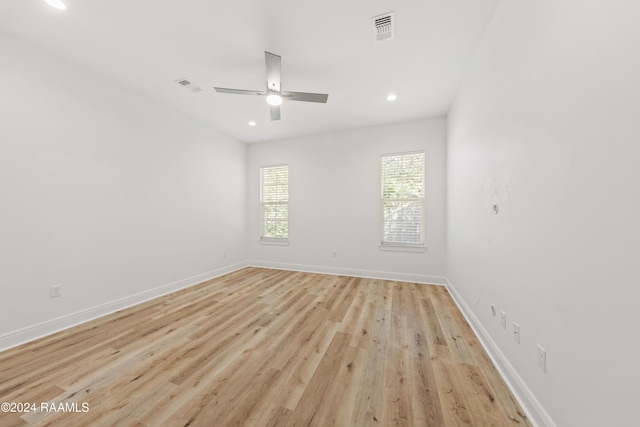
[214,51,329,121]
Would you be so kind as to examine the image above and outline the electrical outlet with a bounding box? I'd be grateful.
[513,322,520,344]
[50,285,62,298]
[500,310,506,329]
[537,344,547,372]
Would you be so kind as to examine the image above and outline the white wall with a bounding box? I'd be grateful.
[0,32,247,349]
[447,1,640,426]
[247,118,447,283]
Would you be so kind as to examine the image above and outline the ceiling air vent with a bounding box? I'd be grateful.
[373,12,395,42]
[175,78,202,93]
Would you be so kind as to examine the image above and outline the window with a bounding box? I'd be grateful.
[380,151,425,247]
[260,165,289,241]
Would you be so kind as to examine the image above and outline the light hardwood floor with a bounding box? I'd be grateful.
[0,268,530,426]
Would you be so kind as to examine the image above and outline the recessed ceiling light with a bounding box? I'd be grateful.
[386,94,397,101]
[44,0,67,10]
[248,121,257,127]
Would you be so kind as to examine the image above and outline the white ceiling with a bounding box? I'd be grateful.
[0,0,498,143]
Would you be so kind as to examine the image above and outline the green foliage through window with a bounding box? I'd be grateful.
[381,152,425,245]
[261,165,288,239]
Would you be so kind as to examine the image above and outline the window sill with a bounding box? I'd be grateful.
[259,238,290,246]
[379,243,427,253]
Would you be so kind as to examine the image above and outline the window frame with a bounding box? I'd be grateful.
[259,164,289,244]
[379,150,427,251]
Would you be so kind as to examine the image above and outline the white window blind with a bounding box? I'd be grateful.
[260,165,289,240]
[381,152,425,245]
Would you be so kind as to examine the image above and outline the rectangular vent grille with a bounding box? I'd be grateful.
[373,12,395,42]
[175,78,202,93]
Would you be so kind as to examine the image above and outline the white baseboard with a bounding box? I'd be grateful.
[444,278,557,427]
[0,261,248,353]
[247,260,447,285]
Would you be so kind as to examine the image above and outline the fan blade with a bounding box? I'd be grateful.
[214,87,265,96]
[282,91,328,103]
[265,51,281,92]
[269,105,281,121]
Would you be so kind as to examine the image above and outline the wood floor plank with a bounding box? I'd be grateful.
[328,276,360,323]
[347,285,378,350]
[0,268,531,427]
[351,307,391,425]
[420,297,447,349]
[407,326,446,426]
[383,309,413,427]
[337,280,367,334]
[267,310,339,410]
[432,357,474,426]
[455,364,512,427]
[429,288,476,365]
[288,331,353,426]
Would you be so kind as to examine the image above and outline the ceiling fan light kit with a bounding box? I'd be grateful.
[266,93,283,106]
[214,51,328,121]
[44,0,66,10]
